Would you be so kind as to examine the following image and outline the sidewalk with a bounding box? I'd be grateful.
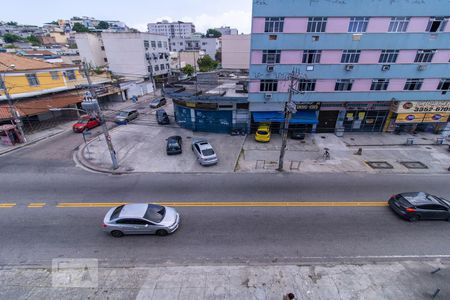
[1,261,448,299]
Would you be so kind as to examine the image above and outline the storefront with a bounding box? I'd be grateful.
[389,100,450,133]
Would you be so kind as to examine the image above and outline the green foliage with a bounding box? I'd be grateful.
[4,44,17,49]
[181,64,195,76]
[6,21,18,26]
[26,35,41,46]
[96,21,110,30]
[197,55,219,72]
[2,33,22,43]
[206,29,222,38]
[215,50,222,62]
[68,43,78,49]
[72,23,89,32]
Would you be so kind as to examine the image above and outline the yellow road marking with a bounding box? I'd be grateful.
[28,203,46,208]
[0,203,16,208]
[57,201,388,208]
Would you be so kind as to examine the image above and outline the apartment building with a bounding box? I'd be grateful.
[249,0,450,134]
[148,20,195,38]
[170,35,218,59]
[214,26,239,36]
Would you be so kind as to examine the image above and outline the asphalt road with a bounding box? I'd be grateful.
[1,131,450,267]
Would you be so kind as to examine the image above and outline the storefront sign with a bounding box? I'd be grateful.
[393,101,450,114]
[423,113,449,123]
[186,102,196,108]
[395,113,425,123]
[296,102,320,110]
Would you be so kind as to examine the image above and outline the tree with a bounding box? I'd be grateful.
[6,21,18,26]
[72,23,89,32]
[206,29,222,38]
[181,64,195,76]
[96,21,110,30]
[197,55,219,72]
[215,50,222,63]
[26,35,41,46]
[2,33,22,43]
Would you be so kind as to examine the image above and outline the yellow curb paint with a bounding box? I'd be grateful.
[0,203,16,208]
[27,203,46,208]
[56,201,388,208]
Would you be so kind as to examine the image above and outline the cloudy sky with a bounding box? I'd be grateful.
[0,0,253,33]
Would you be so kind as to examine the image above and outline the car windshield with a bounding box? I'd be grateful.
[435,196,450,207]
[118,111,129,117]
[168,142,180,149]
[110,205,124,220]
[143,204,166,223]
[257,130,268,135]
[78,119,88,124]
[152,99,160,103]
[201,149,215,156]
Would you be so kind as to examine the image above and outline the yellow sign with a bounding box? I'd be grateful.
[186,102,196,108]
[423,113,449,123]
[358,112,366,119]
[395,113,425,123]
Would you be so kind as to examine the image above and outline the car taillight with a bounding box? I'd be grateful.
[406,208,416,212]
[102,224,107,228]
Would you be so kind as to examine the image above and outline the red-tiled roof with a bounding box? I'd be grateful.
[0,53,74,72]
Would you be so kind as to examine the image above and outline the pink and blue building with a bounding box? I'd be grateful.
[249,0,450,134]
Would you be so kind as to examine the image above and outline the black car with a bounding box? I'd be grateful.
[150,97,167,108]
[156,109,170,125]
[166,136,182,155]
[388,192,450,222]
[291,130,306,140]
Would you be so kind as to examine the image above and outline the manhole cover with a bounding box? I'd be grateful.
[366,161,394,169]
[399,161,428,169]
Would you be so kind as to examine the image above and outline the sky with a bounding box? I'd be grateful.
[0,0,253,34]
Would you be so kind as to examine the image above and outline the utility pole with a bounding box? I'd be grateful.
[82,62,119,170]
[277,71,305,172]
[1,73,27,143]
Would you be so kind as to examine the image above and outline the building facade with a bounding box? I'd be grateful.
[170,35,219,59]
[148,20,195,38]
[214,26,239,36]
[249,0,450,134]
[75,33,107,67]
[222,34,251,70]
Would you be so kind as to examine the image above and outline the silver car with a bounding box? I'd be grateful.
[103,203,180,237]
[191,138,218,166]
[114,108,139,124]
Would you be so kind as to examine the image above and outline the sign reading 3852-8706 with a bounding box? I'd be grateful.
[394,101,450,113]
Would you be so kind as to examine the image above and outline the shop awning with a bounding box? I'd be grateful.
[0,92,83,120]
[253,111,318,124]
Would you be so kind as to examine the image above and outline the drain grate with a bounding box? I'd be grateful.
[366,161,394,169]
[399,161,428,169]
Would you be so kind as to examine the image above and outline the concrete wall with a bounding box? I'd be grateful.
[75,33,107,67]
[222,35,251,70]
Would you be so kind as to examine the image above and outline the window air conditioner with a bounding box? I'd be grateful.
[382,64,390,71]
[345,64,354,71]
[264,93,273,100]
[417,64,427,71]
[266,64,274,72]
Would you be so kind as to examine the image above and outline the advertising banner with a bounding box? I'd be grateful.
[393,101,450,114]
[395,113,425,123]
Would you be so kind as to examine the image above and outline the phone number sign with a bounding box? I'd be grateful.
[393,101,450,113]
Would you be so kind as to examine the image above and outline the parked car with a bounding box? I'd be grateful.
[255,123,271,142]
[103,203,180,237]
[388,192,450,222]
[291,130,306,140]
[114,109,139,124]
[72,115,101,133]
[191,138,218,166]
[156,109,170,125]
[149,97,167,108]
[166,136,182,155]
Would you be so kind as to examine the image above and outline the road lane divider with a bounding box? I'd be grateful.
[27,203,46,208]
[0,203,16,208]
[56,201,388,208]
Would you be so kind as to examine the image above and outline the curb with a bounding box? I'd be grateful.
[0,129,68,157]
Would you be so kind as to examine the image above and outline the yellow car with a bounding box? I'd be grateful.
[255,124,271,142]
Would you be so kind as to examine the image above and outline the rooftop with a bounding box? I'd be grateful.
[0,53,73,72]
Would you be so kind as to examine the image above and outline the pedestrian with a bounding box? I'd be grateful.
[283,293,296,300]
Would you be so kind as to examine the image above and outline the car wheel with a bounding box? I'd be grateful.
[156,229,168,236]
[111,230,124,238]
[409,215,419,222]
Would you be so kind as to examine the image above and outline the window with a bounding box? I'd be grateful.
[307,17,327,32]
[160,64,165,70]
[335,79,353,91]
[298,79,316,91]
[379,50,399,63]
[151,41,156,48]
[157,41,162,48]
[426,17,448,32]
[0,77,5,90]
[163,41,168,48]
[100,46,105,51]
[388,17,410,32]
[260,80,278,92]
[341,50,361,63]
[144,40,149,48]
[166,63,170,70]
[437,79,450,90]
[264,17,284,33]
[302,50,322,64]
[414,49,436,63]
[348,17,369,33]
[179,42,183,46]
[404,78,424,90]
[370,79,389,90]
[154,65,159,71]
[262,50,281,64]
[26,74,40,86]
[65,70,76,81]
[104,58,108,63]
[269,34,278,40]
[50,71,59,80]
